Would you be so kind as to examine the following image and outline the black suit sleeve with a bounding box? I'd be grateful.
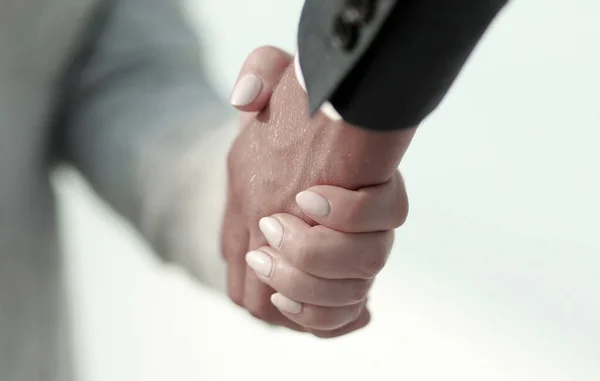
[297,0,509,131]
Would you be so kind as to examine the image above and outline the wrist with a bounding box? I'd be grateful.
[294,52,414,181]
[329,121,416,185]
[275,63,414,188]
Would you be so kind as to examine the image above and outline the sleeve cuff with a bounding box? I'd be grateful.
[294,53,343,122]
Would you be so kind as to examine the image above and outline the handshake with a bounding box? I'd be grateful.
[221,46,417,337]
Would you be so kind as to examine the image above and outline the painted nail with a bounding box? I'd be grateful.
[230,74,262,106]
[271,293,302,314]
[259,217,283,248]
[295,191,331,217]
[245,251,273,278]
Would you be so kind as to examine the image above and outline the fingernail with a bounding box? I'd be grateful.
[245,251,273,278]
[230,74,262,106]
[271,293,302,314]
[259,217,283,248]
[296,191,330,217]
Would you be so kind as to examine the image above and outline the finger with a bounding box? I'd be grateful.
[260,215,394,279]
[243,267,280,320]
[243,268,307,332]
[295,170,409,233]
[244,278,307,332]
[230,45,292,111]
[271,293,366,331]
[310,307,371,339]
[245,246,372,307]
[243,227,305,331]
[243,231,288,326]
[220,201,249,306]
[239,108,257,130]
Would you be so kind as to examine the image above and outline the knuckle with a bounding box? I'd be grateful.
[228,288,244,307]
[344,194,370,230]
[220,237,234,260]
[360,232,394,278]
[348,279,372,304]
[360,255,385,279]
[304,313,346,332]
[245,299,273,322]
[308,306,366,338]
[345,306,366,330]
[390,189,409,228]
[249,45,277,59]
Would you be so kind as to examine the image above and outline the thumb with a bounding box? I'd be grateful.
[230,45,292,112]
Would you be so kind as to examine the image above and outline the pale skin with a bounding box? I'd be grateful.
[222,46,417,337]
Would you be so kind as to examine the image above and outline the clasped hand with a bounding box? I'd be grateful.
[222,46,414,338]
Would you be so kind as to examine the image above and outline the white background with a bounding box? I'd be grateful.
[54,0,599,380]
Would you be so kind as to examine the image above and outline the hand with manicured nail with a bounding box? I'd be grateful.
[246,176,406,334]
[222,46,414,337]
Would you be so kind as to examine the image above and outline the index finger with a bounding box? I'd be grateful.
[295,171,409,233]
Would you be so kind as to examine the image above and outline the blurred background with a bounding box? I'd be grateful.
[52,0,599,380]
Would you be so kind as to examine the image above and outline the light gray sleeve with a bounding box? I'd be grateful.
[57,0,232,265]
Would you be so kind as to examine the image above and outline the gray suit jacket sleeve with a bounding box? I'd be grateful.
[297,0,509,131]
[56,0,230,259]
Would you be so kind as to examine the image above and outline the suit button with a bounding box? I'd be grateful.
[331,15,358,51]
[342,0,375,25]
